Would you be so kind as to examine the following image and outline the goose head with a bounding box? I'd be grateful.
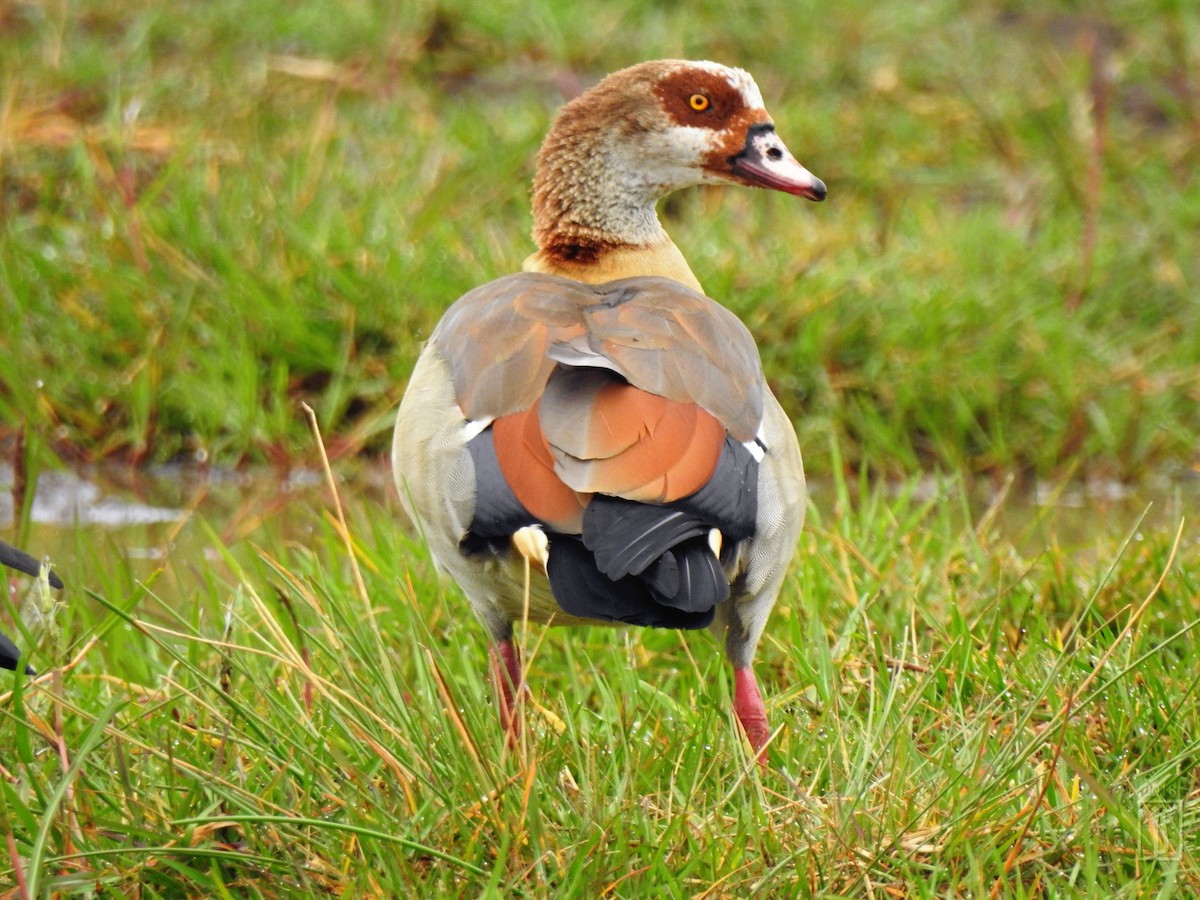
[530,59,825,271]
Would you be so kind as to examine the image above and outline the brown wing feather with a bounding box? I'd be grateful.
[433,273,764,441]
[583,280,765,441]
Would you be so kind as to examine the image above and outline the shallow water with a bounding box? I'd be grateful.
[3,460,1197,610]
[891,469,1198,551]
[1,461,397,607]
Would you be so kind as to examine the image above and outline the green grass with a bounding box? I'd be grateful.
[2,456,1198,895]
[2,0,1200,896]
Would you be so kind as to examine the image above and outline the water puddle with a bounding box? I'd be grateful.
[17,469,186,527]
[1,461,397,606]
[2,461,1197,610]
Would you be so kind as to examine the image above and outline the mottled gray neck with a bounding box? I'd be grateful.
[532,136,670,258]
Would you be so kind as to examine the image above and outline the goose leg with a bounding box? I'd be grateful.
[489,638,523,742]
[733,666,770,765]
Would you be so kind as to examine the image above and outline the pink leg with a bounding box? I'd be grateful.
[489,639,523,743]
[733,667,770,766]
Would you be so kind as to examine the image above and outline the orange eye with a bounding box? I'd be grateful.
[688,93,710,112]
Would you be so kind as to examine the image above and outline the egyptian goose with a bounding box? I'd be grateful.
[0,539,63,674]
[393,60,824,760]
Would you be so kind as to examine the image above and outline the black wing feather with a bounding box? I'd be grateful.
[547,536,714,629]
[0,540,64,590]
[461,429,541,555]
[583,500,708,580]
[0,630,33,675]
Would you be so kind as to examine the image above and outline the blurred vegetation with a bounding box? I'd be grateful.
[2,0,1198,480]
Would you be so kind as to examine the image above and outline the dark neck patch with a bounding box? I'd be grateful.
[540,236,635,266]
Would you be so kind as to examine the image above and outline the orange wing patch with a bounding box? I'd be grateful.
[492,371,727,531]
[539,368,726,503]
[492,403,588,534]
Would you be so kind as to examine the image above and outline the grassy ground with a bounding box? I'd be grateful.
[2,0,1199,896]
[3,457,1199,896]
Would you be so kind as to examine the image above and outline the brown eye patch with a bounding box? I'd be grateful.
[653,68,746,130]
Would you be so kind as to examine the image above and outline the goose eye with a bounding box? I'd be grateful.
[688,93,710,112]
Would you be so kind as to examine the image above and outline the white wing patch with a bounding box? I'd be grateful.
[462,417,494,442]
